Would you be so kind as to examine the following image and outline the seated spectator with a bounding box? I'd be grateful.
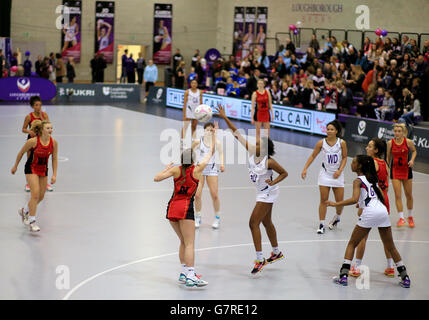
[280,81,295,105]
[347,65,365,96]
[357,83,377,118]
[391,77,403,103]
[228,80,241,97]
[337,80,353,114]
[270,81,281,103]
[289,54,300,75]
[225,77,234,95]
[276,56,288,79]
[312,68,326,90]
[375,90,395,120]
[355,49,370,72]
[324,80,339,114]
[399,96,421,125]
[395,88,412,120]
[413,55,427,77]
[338,62,350,81]
[362,37,371,55]
[286,39,296,54]
[410,39,420,59]
[400,53,411,73]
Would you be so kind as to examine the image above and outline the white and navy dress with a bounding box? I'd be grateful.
[186,89,200,120]
[198,137,219,177]
[248,154,279,203]
[357,175,390,228]
[318,138,344,188]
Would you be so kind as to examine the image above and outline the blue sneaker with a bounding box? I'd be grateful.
[333,275,348,286]
[399,276,410,288]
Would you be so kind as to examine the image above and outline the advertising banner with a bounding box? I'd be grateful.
[61,0,82,63]
[56,83,140,102]
[95,1,115,63]
[0,77,56,101]
[256,7,268,53]
[166,88,335,136]
[232,7,245,59]
[153,4,172,65]
[147,86,166,106]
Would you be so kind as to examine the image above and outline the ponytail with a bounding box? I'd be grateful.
[371,138,387,160]
[30,120,51,136]
[356,155,385,206]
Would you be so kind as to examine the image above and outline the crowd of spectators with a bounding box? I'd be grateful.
[173,35,429,123]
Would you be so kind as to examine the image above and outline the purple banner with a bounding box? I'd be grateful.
[61,0,82,63]
[95,1,115,63]
[153,4,173,65]
[256,7,268,54]
[242,7,256,58]
[0,77,57,101]
[233,7,244,60]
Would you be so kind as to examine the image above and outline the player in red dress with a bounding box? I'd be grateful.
[21,96,52,192]
[251,79,273,142]
[349,138,396,277]
[387,123,417,228]
[154,124,216,287]
[11,120,58,232]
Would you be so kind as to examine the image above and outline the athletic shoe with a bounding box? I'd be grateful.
[212,217,220,229]
[267,252,285,264]
[18,208,30,225]
[407,217,415,228]
[317,224,325,234]
[25,184,30,192]
[195,216,201,228]
[185,275,208,287]
[399,276,411,288]
[396,218,406,227]
[328,217,340,230]
[384,268,395,277]
[29,222,40,232]
[251,259,267,274]
[178,273,187,283]
[349,265,361,277]
[333,275,348,286]
[46,184,53,192]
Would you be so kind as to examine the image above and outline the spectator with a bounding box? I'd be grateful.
[413,55,427,77]
[375,90,396,120]
[120,49,128,83]
[55,53,65,82]
[10,52,18,67]
[137,52,146,85]
[347,65,365,96]
[363,37,371,55]
[309,34,320,53]
[66,57,76,83]
[191,49,199,68]
[40,57,50,79]
[144,59,158,99]
[324,80,339,115]
[247,68,261,96]
[126,53,136,83]
[270,81,281,103]
[312,68,326,90]
[286,39,296,54]
[0,49,3,78]
[337,80,353,114]
[95,53,107,82]
[48,52,56,82]
[395,88,412,120]
[90,54,97,83]
[175,60,185,89]
[357,83,377,118]
[23,52,32,77]
[399,96,421,125]
[422,40,429,57]
[188,67,198,87]
[172,48,183,86]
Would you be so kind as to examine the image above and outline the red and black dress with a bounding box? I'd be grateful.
[25,136,54,176]
[166,166,199,222]
[390,138,412,180]
[254,89,270,123]
[27,112,47,140]
[374,158,390,214]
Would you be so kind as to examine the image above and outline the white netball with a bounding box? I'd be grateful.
[194,104,213,122]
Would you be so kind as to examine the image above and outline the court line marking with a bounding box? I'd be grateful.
[1,181,429,197]
[62,239,429,300]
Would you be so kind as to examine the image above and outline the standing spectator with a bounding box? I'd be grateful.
[48,52,56,82]
[286,39,296,54]
[136,52,146,85]
[35,56,43,77]
[10,52,18,67]
[337,80,353,114]
[55,53,65,83]
[175,61,185,89]
[126,53,136,83]
[66,57,76,83]
[120,49,128,83]
[95,53,107,82]
[23,52,32,77]
[143,59,158,100]
[172,48,183,86]
[247,68,261,96]
[40,57,50,79]
[90,54,97,83]
[0,49,3,78]
[309,34,320,53]
[324,80,339,115]
[191,49,200,68]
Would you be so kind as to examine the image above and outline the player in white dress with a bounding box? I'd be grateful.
[192,122,225,229]
[216,104,288,275]
[62,16,79,53]
[327,155,410,288]
[97,20,112,51]
[182,79,202,143]
[301,120,347,234]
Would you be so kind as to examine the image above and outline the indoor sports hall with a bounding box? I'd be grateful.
[0,0,428,301]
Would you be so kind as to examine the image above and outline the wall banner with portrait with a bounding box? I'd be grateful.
[232,7,245,60]
[242,7,256,59]
[94,1,115,64]
[153,3,173,65]
[255,7,268,54]
[61,0,82,63]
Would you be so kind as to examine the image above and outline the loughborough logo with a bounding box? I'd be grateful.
[17,78,31,93]
[156,88,163,99]
[358,120,366,135]
[103,87,111,96]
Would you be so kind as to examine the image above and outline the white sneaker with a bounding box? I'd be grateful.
[212,217,220,229]
[29,222,40,232]
[46,184,53,192]
[195,216,201,228]
[317,224,325,234]
[18,208,30,225]
[185,275,208,287]
[328,217,340,230]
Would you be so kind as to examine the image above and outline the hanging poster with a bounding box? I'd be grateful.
[61,0,82,63]
[256,7,268,54]
[242,7,256,58]
[95,1,115,63]
[232,7,245,60]
[153,4,173,65]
